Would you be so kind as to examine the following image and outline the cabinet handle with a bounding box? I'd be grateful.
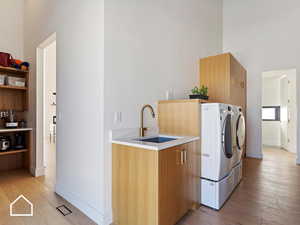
[240,81,245,88]
[183,150,187,163]
[175,150,183,165]
[180,151,184,165]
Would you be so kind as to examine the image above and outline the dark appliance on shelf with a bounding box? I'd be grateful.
[12,133,25,150]
[0,136,10,151]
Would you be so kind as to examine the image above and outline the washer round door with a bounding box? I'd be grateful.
[236,113,246,150]
[222,113,233,158]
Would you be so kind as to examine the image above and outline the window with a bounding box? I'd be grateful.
[262,106,280,121]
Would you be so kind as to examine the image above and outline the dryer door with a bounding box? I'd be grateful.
[236,113,246,150]
[222,113,233,158]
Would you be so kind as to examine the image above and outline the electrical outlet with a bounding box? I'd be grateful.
[114,112,118,124]
[114,112,122,124]
[166,90,173,100]
[117,112,122,123]
[57,112,63,121]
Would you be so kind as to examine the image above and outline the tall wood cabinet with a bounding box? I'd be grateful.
[112,141,199,225]
[200,53,247,112]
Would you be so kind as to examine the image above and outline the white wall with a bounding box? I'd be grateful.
[223,0,300,162]
[0,0,24,59]
[104,0,223,221]
[262,77,280,106]
[23,0,222,224]
[24,1,105,224]
[262,76,281,147]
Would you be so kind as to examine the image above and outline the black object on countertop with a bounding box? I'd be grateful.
[189,94,209,100]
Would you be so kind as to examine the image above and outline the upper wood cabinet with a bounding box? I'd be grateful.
[200,53,247,112]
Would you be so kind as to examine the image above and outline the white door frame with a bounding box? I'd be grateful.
[35,33,56,177]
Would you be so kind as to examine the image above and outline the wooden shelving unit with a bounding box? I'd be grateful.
[0,85,27,91]
[0,149,28,156]
[0,66,28,111]
[0,66,31,172]
[0,65,28,74]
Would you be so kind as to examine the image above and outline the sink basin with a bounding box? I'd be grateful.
[135,136,177,143]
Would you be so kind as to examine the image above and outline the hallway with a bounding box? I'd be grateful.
[178,147,300,225]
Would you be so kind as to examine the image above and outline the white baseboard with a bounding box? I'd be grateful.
[55,184,112,225]
[31,166,45,177]
[246,152,263,159]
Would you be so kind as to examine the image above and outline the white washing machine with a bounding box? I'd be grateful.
[232,105,246,166]
[201,103,236,181]
[200,103,244,210]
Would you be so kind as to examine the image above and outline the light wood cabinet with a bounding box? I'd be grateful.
[158,99,206,137]
[0,66,29,111]
[112,141,199,225]
[158,145,185,225]
[200,53,247,112]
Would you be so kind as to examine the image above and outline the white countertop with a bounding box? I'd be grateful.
[0,128,33,133]
[112,134,199,151]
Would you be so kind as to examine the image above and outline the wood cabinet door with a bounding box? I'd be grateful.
[229,54,247,109]
[183,141,199,211]
[158,145,185,225]
[200,53,231,103]
[112,144,159,225]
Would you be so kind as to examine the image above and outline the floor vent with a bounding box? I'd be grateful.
[56,205,72,216]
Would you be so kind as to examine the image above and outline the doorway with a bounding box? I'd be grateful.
[261,69,298,163]
[36,33,56,189]
[43,41,56,188]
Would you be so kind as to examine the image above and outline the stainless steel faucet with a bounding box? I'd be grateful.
[140,104,156,137]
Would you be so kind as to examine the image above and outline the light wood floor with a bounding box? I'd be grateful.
[0,170,96,225]
[44,141,56,190]
[1,147,299,225]
[177,147,300,225]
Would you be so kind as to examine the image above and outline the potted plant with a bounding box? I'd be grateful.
[189,85,209,100]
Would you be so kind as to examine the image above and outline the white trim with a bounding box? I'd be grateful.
[55,184,112,225]
[29,166,45,177]
[32,166,46,177]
